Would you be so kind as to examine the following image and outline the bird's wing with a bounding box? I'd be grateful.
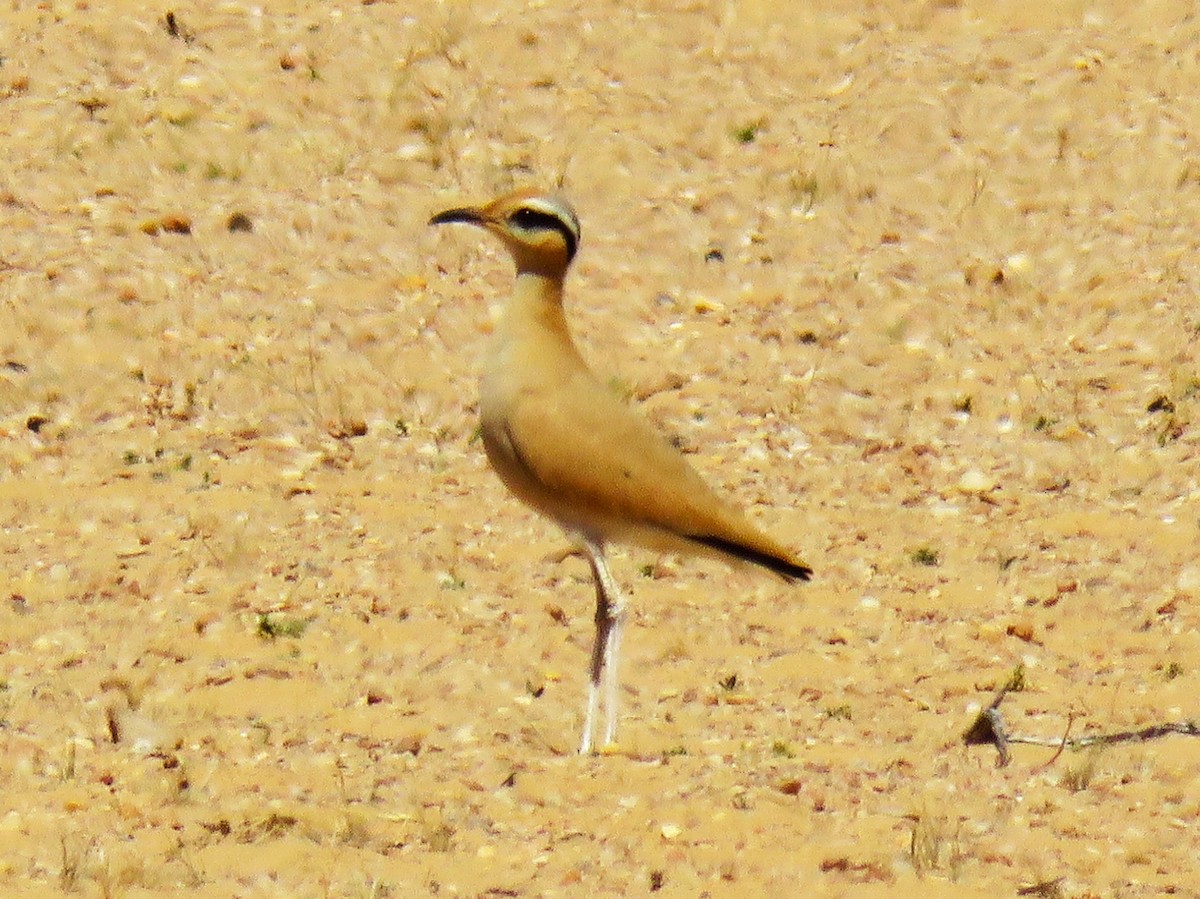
[500,370,754,542]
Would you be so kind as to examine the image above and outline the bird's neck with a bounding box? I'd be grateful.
[502,270,573,345]
[483,268,584,412]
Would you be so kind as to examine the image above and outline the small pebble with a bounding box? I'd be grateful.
[958,469,995,493]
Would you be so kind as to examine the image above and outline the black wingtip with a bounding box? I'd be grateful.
[688,535,812,583]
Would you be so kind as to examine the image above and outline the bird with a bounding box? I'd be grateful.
[428,188,811,754]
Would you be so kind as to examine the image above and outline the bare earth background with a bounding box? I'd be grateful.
[2,1,1199,896]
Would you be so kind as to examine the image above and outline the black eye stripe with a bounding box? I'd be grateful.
[509,207,578,261]
[509,208,563,230]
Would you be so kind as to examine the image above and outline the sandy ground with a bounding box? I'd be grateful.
[2,1,1200,896]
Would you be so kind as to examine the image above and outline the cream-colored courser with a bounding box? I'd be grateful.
[429,189,811,754]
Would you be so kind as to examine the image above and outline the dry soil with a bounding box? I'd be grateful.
[2,1,1199,897]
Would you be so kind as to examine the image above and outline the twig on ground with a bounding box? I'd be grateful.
[1033,711,1075,772]
[962,677,1016,767]
[963,683,1200,767]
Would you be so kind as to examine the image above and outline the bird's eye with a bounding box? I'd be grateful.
[509,207,551,229]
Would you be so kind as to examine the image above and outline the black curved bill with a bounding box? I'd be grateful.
[429,207,485,226]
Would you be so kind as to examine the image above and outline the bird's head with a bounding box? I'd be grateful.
[429,189,581,276]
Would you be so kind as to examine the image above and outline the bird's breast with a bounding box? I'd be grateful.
[478,328,592,526]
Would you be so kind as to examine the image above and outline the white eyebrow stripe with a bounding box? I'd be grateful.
[520,197,581,242]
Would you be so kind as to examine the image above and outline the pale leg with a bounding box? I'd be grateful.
[595,552,625,748]
[579,540,626,754]
[578,578,605,755]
